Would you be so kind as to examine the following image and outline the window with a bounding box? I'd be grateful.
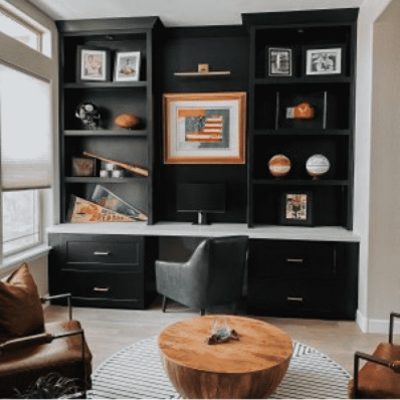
[2,190,40,255]
[0,5,43,52]
[0,64,52,256]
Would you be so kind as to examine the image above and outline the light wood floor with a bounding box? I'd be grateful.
[45,298,394,374]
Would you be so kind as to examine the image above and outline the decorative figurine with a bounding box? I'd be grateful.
[268,154,291,177]
[207,319,239,345]
[286,101,315,119]
[306,154,330,179]
[75,102,101,129]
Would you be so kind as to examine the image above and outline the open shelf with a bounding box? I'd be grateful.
[64,129,147,137]
[64,81,148,89]
[255,77,351,85]
[252,179,349,186]
[65,177,146,183]
[253,128,350,136]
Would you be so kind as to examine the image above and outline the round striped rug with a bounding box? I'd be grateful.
[90,337,351,399]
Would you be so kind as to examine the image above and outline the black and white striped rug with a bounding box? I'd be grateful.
[90,337,350,399]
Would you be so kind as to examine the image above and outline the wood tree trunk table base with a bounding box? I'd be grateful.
[158,315,293,399]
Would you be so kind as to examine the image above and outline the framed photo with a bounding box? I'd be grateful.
[305,47,343,75]
[71,157,96,177]
[77,46,110,82]
[114,51,141,82]
[163,92,246,164]
[267,47,292,77]
[280,191,313,226]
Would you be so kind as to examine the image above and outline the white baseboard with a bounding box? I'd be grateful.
[356,309,400,334]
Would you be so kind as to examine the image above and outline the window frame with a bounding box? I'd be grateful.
[0,0,57,264]
[0,4,44,53]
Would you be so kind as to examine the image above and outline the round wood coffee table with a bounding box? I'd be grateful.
[158,315,292,399]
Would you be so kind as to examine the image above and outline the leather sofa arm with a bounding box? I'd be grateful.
[0,329,84,355]
[353,351,400,398]
[41,293,72,320]
[389,312,400,344]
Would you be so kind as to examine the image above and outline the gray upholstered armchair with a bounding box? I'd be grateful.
[155,236,249,315]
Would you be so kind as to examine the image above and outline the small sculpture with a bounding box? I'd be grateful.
[207,319,239,345]
[75,102,101,129]
[306,154,330,179]
[268,154,291,177]
[114,112,140,129]
[286,102,315,119]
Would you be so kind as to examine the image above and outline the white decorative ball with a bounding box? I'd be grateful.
[306,154,330,178]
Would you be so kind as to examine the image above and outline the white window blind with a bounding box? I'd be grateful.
[0,64,52,190]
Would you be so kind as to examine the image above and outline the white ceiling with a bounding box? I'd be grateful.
[29,0,364,26]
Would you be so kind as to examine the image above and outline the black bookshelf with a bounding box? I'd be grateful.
[244,9,358,229]
[58,17,162,223]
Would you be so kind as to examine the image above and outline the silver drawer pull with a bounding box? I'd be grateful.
[94,251,111,256]
[287,296,303,302]
[93,287,110,292]
[286,258,304,263]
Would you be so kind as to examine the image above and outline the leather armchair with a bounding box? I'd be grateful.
[156,236,248,315]
[349,312,400,398]
[0,293,92,398]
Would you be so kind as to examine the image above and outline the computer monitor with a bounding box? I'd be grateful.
[177,183,226,225]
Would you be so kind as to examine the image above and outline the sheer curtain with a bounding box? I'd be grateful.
[0,64,52,190]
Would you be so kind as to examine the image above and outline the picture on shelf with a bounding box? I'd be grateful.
[305,47,342,75]
[71,157,96,177]
[163,92,246,164]
[280,192,313,226]
[77,46,110,82]
[267,48,292,76]
[114,51,141,81]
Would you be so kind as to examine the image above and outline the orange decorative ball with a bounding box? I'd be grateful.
[114,113,140,129]
[268,154,291,177]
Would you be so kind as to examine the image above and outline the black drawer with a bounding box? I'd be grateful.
[66,239,141,265]
[249,241,338,278]
[248,278,339,317]
[62,270,143,301]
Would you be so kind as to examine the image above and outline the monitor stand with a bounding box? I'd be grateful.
[193,211,209,225]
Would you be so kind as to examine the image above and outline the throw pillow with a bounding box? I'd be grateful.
[0,263,44,340]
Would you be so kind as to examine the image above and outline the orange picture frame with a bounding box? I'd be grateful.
[163,92,246,164]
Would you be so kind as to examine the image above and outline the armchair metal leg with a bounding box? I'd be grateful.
[162,296,168,313]
[200,309,205,316]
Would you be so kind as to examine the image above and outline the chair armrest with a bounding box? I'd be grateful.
[41,293,72,320]
[389,312,400,344]
[353,351,400,397]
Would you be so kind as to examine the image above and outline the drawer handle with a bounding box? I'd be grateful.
[93,287,110,293]
[287,296,303,302]
[94,251,111,256]
[286,258,304,264]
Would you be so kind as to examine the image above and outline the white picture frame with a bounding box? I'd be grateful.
[114,51,141,82]
[305,47,342,75]
[78,47,109,82]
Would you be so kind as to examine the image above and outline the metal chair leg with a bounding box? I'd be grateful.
[162,296,168,312]
[200,308,205,316]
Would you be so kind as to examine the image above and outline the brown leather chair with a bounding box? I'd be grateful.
[349,312,400,398]
[0,293,92,398]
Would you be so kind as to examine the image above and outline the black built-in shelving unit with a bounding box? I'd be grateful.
[244,9,358,229]
[58,9,357,230]
[58,17,162,224]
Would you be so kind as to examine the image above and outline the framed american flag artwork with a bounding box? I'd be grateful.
[163,92,246,164]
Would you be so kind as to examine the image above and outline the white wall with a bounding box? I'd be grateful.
[354,0,394,332]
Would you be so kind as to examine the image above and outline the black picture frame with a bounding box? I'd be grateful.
[280,191,313,226]
[266,47,293,77]
[303,45,345,76]
[76,46,111,82]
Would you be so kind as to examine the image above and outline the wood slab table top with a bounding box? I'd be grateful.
[158,315,293,374]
